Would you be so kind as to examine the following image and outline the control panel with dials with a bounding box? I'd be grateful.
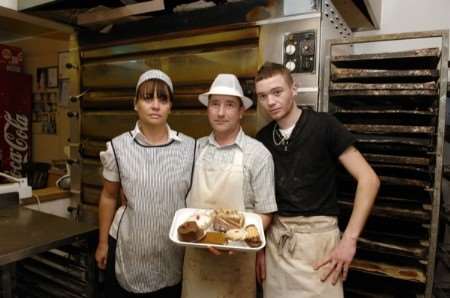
[283,30,316,73]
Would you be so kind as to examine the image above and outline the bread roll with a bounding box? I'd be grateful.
[225,228,247,241]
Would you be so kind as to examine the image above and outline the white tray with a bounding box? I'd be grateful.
[169,208,266,252]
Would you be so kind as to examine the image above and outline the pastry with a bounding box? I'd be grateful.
[245,224,262,248]
[177,210,213,242]
[187,211,213,230]
[213,208,245,232]
[200,231,227,245]
[225,228,247,241]
[177,221,205,242]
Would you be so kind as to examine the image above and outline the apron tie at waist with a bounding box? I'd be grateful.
[275,217,339,256]
[278,230,296,256]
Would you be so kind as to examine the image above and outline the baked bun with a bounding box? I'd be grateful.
[245,224,262,247]
[225,229,247,241]
[178,221,205,242]
[213,208,245,232]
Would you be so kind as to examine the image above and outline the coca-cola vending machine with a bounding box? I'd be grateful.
[0,70,32,177]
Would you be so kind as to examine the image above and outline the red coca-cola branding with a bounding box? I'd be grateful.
[3,111,29,177]
[0,44,23,73]
[0,70,32,178]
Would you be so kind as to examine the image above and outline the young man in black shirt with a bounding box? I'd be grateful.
[255,63,380,298]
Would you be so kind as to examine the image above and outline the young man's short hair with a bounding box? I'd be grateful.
[255,62,294,86]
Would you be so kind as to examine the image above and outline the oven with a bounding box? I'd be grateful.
[68,0,352,210]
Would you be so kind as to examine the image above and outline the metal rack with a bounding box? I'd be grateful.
[433,84,450,297]
[15,242,96,298]
[322,30,449,297]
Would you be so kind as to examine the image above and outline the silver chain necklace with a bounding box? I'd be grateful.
[272,124,289,151]
[271,109,302,151]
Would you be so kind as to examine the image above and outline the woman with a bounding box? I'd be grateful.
[95,69,196,297]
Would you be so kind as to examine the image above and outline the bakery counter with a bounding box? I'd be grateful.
[0,207,97,266]
[23,187,70,205]
[0,206,98,297]
[23,187,73,219]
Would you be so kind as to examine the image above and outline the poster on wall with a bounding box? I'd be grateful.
[32,91,58,135]
[36,66,58,90]
[58,51,70,79]
[47,66,58,88]
[59,79,69,107]
[36,67,48,91]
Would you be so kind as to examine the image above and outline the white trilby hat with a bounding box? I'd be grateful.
[136,69,173,93]
[198,74,253,110]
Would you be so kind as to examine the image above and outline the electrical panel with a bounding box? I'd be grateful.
[283,31,316,73]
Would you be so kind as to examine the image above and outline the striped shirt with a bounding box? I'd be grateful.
[196,129,277,214]
[100,123,183,238]
[99,122,196,293]
[100,122,182,182]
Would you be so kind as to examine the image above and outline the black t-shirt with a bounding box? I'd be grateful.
[256,109,356,216]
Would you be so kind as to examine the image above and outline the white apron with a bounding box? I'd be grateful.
[264,215,343,298]
[182,147,256,298]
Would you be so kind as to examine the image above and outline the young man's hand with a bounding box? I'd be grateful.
[313,234,357,284]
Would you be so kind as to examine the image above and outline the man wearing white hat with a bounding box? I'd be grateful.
[182,74,278,298]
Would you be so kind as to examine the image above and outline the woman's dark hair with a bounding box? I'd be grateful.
[135,79,173,103]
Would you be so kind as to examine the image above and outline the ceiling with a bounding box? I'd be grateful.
[1,0,258,43]
[0,5,73,43]
[20,0,233,28]
[0,0,378,44]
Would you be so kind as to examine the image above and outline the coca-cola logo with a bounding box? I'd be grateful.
[1,48,12,60]
[3,111,29,177]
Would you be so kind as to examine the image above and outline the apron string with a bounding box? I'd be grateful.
[278,230,297,255]
[185,139,197,200]
[275,217,338,256]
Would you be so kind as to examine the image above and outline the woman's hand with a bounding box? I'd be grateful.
[95,242,109,270]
